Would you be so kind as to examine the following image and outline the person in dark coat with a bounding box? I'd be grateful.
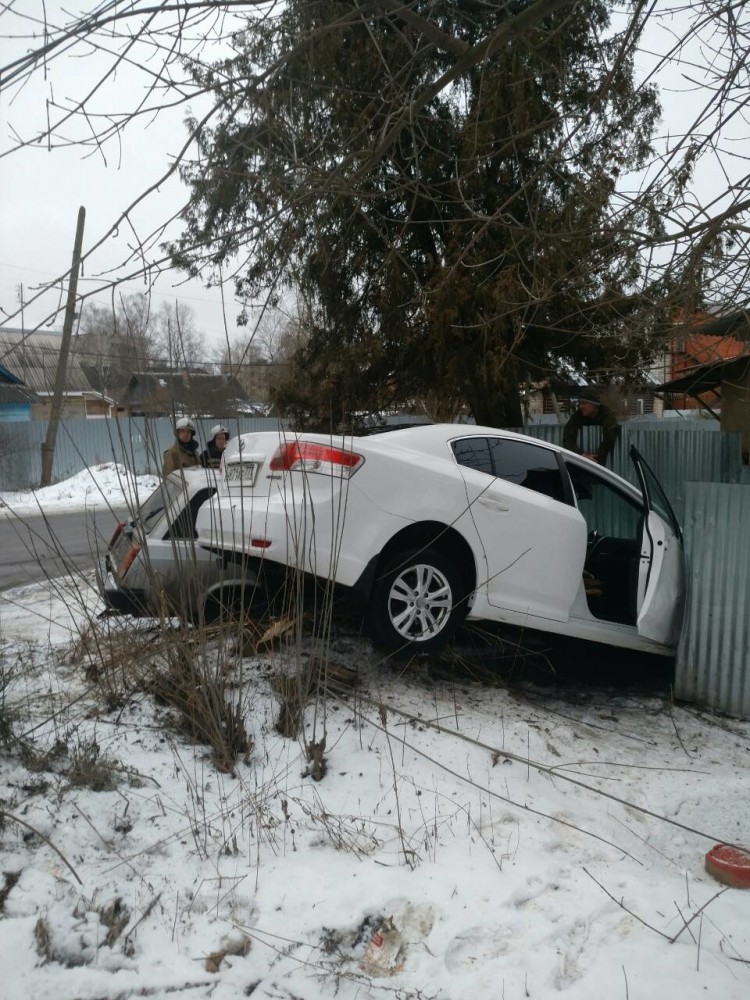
[200,424,229,469]
[563,391,619,465]
[162,417,200,476]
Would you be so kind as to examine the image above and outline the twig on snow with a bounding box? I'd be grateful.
[1,809,83,885]
[583,867,669,939]
[584,867,728,947]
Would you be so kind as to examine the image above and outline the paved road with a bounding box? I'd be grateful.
[0,508,126,592]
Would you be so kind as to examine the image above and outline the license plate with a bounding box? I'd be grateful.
[224,462,258,485]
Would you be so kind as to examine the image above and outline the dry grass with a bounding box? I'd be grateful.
[65,736,122,792]
[148,638,252,773]
[0,661,16,747]
[68,616,255,773]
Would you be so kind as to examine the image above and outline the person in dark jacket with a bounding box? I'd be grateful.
[200,424,229,469]
[563,392,619,465]
[162,417,201,476]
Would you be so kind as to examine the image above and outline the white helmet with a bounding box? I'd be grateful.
[210,424,229,440]
[175,417,196,434]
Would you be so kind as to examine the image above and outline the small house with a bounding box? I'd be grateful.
[656,353,750,462]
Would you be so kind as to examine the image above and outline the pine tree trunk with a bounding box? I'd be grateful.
[468,377,524,429]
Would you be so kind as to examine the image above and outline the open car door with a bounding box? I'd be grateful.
[630,446,685,646]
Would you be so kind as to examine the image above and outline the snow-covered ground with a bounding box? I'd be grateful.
[1,571,750,999]
[0,463,160,516]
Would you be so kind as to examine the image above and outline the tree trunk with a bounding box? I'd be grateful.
[468,375,524,429]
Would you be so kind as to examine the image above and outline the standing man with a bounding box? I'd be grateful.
[200,424,229,469]
[162,417,201,476]
[563,391,620,465]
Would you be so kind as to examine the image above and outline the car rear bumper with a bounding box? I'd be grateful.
[97,562,151,617]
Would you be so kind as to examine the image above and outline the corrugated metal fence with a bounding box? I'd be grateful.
[2,417,744,496]
[675,483,750,719]
[0,416,287,490]
[517,423,745,517]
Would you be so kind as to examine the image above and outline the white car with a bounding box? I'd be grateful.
[196,425,686,656]
[98,468,256,622]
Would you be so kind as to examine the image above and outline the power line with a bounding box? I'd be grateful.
[0,262,238,311]
[0,333,289,372]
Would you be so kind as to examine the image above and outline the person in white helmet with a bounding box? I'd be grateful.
[200,424,229,469]
[162,417,201,476]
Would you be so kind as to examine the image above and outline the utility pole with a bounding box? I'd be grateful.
[16,282,25,332]
[41,206,86,487]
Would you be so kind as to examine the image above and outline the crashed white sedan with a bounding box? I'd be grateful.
[196,424,685,656]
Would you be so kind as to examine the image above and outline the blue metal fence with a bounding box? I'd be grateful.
[1,415,745,497]
[0,416,287,491]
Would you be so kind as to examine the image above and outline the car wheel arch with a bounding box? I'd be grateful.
[201,574,262,625]
[372,521,476,599]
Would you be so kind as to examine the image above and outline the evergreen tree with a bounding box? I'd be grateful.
[172,0,680,428]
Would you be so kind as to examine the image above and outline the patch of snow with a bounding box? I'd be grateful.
[0,579,748,999]
[0,463,160,517]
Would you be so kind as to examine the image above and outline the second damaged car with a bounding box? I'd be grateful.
[98,467,257,623]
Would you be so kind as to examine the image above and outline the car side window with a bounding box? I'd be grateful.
[452,437,567,504]
[634,453,681,539]
[452,437,493,475]
[139,478,184,533]
[565,462,641,540]
[488,439,567,503]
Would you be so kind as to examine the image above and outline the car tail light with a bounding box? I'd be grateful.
[269,441,363,478]
[109,522,125,546]
[118,543,141,577]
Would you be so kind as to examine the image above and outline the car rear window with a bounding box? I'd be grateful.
[165,486,217,540]
[137,479,187,534]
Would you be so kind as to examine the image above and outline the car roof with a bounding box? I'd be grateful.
[354,423,538,449]
[164,467,219,490]
[360,422,643,489]
[226,423,642,498]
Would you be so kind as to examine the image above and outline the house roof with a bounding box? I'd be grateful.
[0,362,23,386]
[34,389,116,405]
[655,354,750,394]
[0,384,42,405]
[0,327,95,394]
[691,309,750,340]
[0,330,254,411]
[80,363,133,396]
[0,357,42,404]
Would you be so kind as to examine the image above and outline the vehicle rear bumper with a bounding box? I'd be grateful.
[97,561,150,617]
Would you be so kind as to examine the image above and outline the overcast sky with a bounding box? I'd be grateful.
[0,1,248,360]
[0,3,745,361]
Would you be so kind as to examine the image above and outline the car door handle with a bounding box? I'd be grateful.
[477,496,510,512]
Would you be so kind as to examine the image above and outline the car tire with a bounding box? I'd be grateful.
[201,578,265,625]
[366,547,467,656]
